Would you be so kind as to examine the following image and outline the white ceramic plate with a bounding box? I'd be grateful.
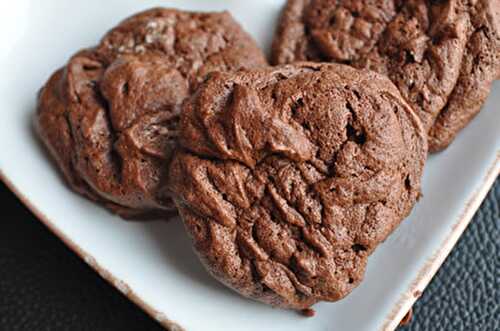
[0,1,499,330]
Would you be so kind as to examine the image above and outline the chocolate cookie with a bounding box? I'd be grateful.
[168,63,427,309]
[271,0,499,151]
[36,8,267,219]
[428,0,500,151]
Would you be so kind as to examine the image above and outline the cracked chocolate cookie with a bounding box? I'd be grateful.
[271,0,499,151]
[36,8,267,219]
[428,0,500,151]
[168,63,427,309]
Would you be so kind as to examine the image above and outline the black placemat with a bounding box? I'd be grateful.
[0,178,498,331]
[399,177,500,331]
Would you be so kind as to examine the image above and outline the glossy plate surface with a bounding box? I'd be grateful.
[0,1,498,330]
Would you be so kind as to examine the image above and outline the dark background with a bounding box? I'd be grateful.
[0,179,498,331]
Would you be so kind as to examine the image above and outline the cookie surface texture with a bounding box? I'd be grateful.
[36,8,267,218]
[169,63,427,309]
[271,0,499,151]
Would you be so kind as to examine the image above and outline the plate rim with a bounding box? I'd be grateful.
[380,152,500,331]
[0,172,184,331]
[2,152,498,331]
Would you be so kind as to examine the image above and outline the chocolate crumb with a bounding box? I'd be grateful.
[300,308,315,317]
[398,308,413,326]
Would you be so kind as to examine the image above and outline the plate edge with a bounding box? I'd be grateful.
[0,171,185,331]
[379,151,500,331]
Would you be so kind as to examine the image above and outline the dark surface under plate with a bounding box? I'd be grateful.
[0,178,498,331]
